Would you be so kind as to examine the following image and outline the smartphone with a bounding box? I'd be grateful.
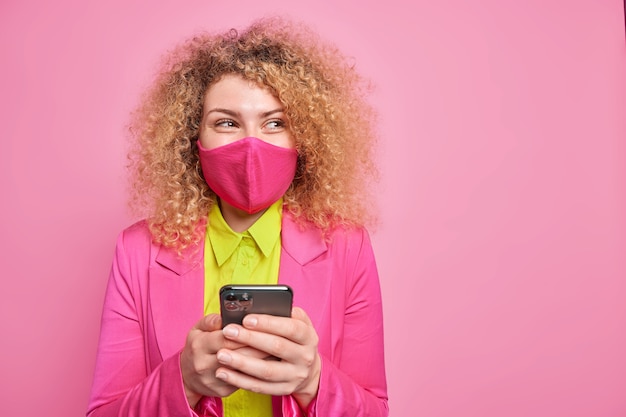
[219,284,293,327]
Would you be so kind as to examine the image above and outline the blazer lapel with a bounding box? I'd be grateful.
[280,213,327,266]
[149,239,205,360]
[278,213,332,332]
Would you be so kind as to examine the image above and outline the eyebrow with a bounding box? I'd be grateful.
[205,107,285,118]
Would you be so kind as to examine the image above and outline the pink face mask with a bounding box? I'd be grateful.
[197,137,298,214]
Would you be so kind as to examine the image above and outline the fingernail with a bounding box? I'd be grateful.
[217,351,231,364]
[216,371,228,380]
[244,316,258,327]
[223,325,239,337]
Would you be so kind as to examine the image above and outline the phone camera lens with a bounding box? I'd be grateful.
[225,293,237,302]
[239,292,250,302]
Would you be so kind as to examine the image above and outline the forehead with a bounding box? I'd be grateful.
[204,74,280,106]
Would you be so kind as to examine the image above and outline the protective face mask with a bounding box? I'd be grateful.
[198,137,298,214]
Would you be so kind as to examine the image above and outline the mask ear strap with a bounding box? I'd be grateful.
[294,154,306,180]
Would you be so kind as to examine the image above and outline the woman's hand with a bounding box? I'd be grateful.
[214,307,322,410]
[179,314,270,408]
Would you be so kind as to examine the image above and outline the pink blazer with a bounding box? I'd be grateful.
[87,212,388,417]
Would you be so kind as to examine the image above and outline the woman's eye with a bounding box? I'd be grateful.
[265,119,285,130]
[215,119,237,128]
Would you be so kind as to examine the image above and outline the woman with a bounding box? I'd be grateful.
[87,17,387,417]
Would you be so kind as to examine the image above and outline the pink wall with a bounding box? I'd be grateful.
[1,1,624,416]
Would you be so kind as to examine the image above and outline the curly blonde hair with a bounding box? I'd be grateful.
[128,17,378,251]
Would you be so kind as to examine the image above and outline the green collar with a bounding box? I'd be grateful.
[207,199,283,266]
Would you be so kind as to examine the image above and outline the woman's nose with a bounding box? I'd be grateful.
[240,124,262,140]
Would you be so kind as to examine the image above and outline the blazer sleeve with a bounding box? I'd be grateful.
[86,227,216,417]
[286,228,389,417]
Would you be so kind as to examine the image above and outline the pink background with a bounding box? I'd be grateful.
[1,0,625,416]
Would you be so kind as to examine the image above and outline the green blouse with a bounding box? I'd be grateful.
[203,199,283,417]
